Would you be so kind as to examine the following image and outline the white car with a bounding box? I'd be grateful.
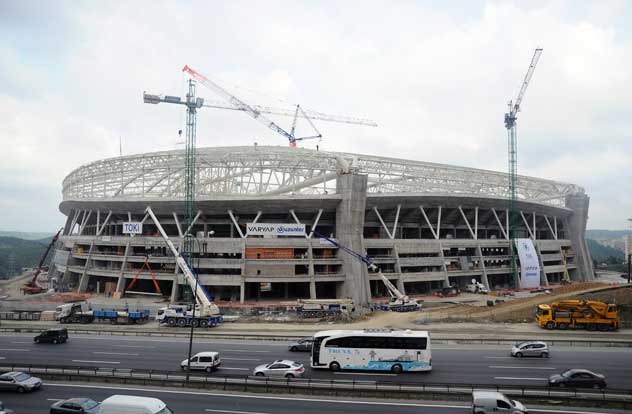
[253,360,305,378]
[472,391,528,414]
[181,351,221,373]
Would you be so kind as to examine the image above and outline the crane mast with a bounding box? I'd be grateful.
[504,48,543,288]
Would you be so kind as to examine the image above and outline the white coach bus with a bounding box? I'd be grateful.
[311,329,431,373]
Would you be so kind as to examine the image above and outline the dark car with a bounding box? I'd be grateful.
[548,369,606,388]
[288,337,314,352]
[50,397,100,413]
[34,328,68,344]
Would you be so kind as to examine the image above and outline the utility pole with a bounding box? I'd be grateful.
[504,48,543,288]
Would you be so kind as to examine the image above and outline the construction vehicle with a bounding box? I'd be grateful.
[434,285,461,298]
[536,300,619,331]
[21,228,63,294]
[314,232,421,312]
[465,279,489,294]
[295,299,355,318]
[55,302,150,324]
[146,207,223,328]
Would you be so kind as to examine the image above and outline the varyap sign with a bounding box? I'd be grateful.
[246,223,305,237]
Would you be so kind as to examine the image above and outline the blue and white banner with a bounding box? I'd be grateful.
[246,223,306,237]
[515,238,541,288]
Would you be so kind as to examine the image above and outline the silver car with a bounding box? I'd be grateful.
[511,341,549,358]
[288,337,314,352]
[0,372,42,393]
[253,359,305,378]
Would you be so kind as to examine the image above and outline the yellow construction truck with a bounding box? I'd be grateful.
[536,300,619,331]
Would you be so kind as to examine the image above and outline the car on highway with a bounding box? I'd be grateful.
[253,359,305,378]
[548,368,606,388]
[49,397,100,413]
[288,337,314,352]
[180,351,221,373]
[0,371,42,393]
[0,401,15,414]
[472,391,528,414]
[510,341,549,358]
[34,328,68,344]
[100,395,173,414]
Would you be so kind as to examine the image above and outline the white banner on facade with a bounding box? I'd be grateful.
[246,223,305,237]
[515,238,541,288]
[122,222,143,234]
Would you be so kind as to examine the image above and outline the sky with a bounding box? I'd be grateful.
[0,0,631,232]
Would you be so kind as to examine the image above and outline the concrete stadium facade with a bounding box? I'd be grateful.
[50,146,594,305]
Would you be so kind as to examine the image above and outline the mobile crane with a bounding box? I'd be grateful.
[315,232,421,312]
[146,207,222,328]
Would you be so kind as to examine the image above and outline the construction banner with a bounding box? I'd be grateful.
[515,238,541,288]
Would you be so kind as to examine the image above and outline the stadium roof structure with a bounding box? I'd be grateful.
[63,146,583,207]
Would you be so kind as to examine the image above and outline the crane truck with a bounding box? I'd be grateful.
[536,300,619,331]
[145,207,223,328]
[315,232,421,312]
[21,228,63,294]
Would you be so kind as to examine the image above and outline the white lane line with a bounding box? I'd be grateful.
[221,357,261,361]
[11,341,32,344]
[0,357,5,360]
[0,348,31,352]
[484,356,514,359]
[334,372,397,377]
[489,365,556,370]
[113,345,156,349]
[220,367,250,371]
[219,349,270,353]
[93,352,139,356]
[72,359,121,364]
[205,410,270,414]
[494,376,547,381]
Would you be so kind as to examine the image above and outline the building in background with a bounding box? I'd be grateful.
[49,146,593,305]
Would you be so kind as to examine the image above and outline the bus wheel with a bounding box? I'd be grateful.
[329,361,341,372]
[391,364,403,374]
[545,321,555,330]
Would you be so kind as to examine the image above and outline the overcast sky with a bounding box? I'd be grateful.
[1,1,630,232]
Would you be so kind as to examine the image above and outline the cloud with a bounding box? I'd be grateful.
[0,0,630,230]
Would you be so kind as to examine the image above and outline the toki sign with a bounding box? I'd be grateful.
[122,222,143,234]
[246,223,306,237]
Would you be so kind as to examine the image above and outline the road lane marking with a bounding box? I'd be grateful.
[0,357,5,360]
[11,341,32,344]
[334,372,397,377]
[222,357,261,361]
[0,348,31,352]
[205,410,270,414]
[484,356,514,359]
[220,367,250,371]
[43,384,617,413]
[113,345,156,349]
[220,349,270,353]
[489,365,556,370]
[93,351,139,356]
[494,376,547,380]
[72,359,121,364]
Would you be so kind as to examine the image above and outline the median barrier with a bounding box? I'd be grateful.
[1,325,632,347]
[1,362,630,409]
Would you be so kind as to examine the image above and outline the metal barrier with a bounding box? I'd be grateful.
[1,362,631,407]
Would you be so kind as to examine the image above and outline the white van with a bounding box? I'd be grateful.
[472,391,528,414]
[180,351,221,373]
[100,395,173,414]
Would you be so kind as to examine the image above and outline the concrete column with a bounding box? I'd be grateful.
[239,282,245,304]
[437,242,450,287]
[78,241,95,292]
[393,244,405,294]
[62,211,75,236]
[335,173,370,306]
[475,244,490,289]
[565,193,595,280]
[115,241,131,293]
[307,243,316,299]
[170,275,179,303]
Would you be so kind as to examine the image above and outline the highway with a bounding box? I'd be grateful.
[0,382,628,414]
[0,333,631,388]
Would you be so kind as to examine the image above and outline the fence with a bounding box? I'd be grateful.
[2,362,631,408]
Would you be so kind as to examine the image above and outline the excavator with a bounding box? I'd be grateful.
[21,228,63,295]
[315,232,421,312]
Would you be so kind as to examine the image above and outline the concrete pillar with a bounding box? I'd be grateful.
[437,242,450,287]
[62,211,74,236]
[307,243,317,299]
[335,173,370,306]
[565,193,595,280]
[115,242,131,293]
[78,241,95,292]
[475,244,490,289]
[170,275,179,303]
[239,281,245,304]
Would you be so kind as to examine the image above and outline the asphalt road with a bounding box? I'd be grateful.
[1,333,631,388]
[0,382,628,414]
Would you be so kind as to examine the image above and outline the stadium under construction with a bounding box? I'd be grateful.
[49,146,594,306]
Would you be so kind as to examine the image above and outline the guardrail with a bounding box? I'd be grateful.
[1,325,632,347]
[2,362,631,408]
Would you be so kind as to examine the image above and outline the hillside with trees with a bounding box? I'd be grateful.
[0,237,50,278]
